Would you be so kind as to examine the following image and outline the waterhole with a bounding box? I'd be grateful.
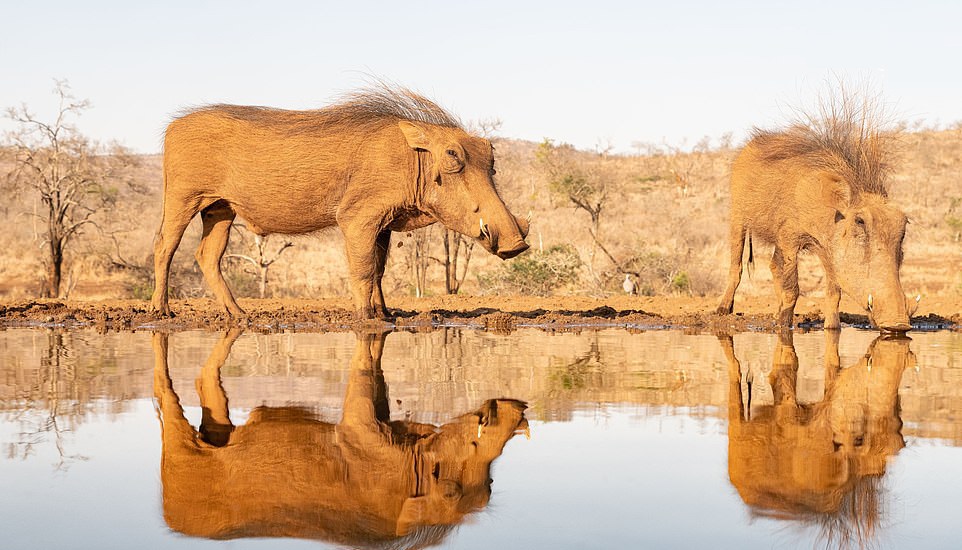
[1,327,960,549]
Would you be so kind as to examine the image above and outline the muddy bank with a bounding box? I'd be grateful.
[1,294,957,333]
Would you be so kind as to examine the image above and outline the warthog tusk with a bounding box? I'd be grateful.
[867,294,873,312]
[867,355,873,372]
[479,218,491,239]
[526,210,532,223]
[477,423,483,439]
[910,294,922,316]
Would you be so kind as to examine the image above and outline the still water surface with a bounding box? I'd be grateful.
[2,327,962,549]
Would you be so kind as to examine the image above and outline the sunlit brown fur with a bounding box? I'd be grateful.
[152,330,526,547]
[151,86,529,320]
[716,91,911,331]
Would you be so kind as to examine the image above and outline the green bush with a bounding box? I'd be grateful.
[478,244,581,296]
[671,271,691,293]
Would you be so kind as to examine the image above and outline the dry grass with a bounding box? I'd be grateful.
[1,125,960,304]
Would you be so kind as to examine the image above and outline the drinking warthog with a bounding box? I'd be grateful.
[715,99,915,331]
[151,86,529,319]
[153,329,528,546]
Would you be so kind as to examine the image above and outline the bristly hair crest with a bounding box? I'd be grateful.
[332,82,463,129]
[749,83,899,197]
[189,81,464,137]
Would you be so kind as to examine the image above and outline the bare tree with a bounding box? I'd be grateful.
[536,138,628,282]
[441,229,475,294]
[4,80,136,297]
[536,139,607,230]
[408,228,431,298]
[224,223,294,298]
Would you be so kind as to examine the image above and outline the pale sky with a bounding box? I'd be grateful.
[2,1,960,154]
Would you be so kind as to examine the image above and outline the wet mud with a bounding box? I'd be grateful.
[1,295,957,333]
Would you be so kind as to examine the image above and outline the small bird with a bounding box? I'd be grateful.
[622,273,636,295]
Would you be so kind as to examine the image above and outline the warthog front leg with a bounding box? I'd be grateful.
[371,230,392,320]
[815,249,842,330]
[824,284,842,330]
[340,223,382,321]
[770,247,799,327]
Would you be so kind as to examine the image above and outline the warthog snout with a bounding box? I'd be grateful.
[496,241,529,259]
[866,292,913,333]
[478,212,529,260]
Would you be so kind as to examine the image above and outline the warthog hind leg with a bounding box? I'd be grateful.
[716,219,748,315]
[152,196,203,316]
[770,246,799,327]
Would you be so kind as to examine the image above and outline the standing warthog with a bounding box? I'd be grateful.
[151,86,529,319]
[715,98,916,330]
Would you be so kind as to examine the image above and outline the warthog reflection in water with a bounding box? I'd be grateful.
[720,331,914,546]
[152,330,528,547]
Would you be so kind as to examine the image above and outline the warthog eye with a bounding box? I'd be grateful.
[447,149,459,158]
[855,216,865,226]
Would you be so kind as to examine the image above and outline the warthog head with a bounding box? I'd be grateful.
[399,122,530,259]
[398,398,528,535]
[828,334,914,465]
[825,180,913,332]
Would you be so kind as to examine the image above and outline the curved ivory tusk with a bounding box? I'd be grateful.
[526,210,533,223]
[867,294,873,311]
[479,217,491,239]
[477,423,483,439]
[909,293,922,316]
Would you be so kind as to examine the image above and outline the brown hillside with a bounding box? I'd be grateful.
[1,127,960,309]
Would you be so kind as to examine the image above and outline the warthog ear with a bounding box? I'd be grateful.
[398,121,431,150]
[820,175,852,209]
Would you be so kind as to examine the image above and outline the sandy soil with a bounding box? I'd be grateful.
[1,293,958,333]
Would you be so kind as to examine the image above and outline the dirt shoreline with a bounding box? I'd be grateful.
[1,294,958,333]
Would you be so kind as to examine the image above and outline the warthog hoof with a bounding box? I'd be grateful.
[715,305,734,315]
[776,308,794,327]
[355,307,376,321]
[225,306,247,318]
[150,304,174,318]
